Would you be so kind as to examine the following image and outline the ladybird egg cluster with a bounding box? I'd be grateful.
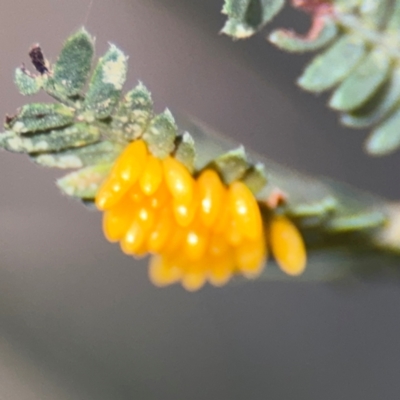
[95,139,269,290]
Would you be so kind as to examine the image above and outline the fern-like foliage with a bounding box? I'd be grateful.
[1,29,266,203]
[223,0,400,156]
[2,28,400,281]
[221,0,285,38]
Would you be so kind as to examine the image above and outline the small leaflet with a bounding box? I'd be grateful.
[329,49,391,111]
[111,82,154,141]
[366,108,400,155]
[0,124,100,153]
[84,44,128,119]
[211,146,249,184]
[5,103,75,134]
[174,131,196,172]
[57,163,113,199]
[269,19,337,53]
[297,35,367,92]
[14,67,42,95]
[221,0,285,39]
[142,109,177,159]
[341,69,400,129]
[33,141,123,169]
[241,163,268,195]
[45,28,94,99]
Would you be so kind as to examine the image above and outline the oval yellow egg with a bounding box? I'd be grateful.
[149,256,182,287]
[183,228,208,261]
[181,261,207,292]
[228,181,263,240]
[95,140,148,210]
[139,155,163,196]
[147,208,174,253]
[172,197,197,227]
[102,195,135,242]
[269,215,306,276]
[207,253,234,287]
[197,169,224,227]
[234,236,266,278]
[121,219,146,255]
[162,156,194,204]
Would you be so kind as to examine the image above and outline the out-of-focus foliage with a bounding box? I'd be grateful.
[223,0,400,156]
[221,0,285,38]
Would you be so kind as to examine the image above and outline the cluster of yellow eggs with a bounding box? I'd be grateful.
[95,139,306,290]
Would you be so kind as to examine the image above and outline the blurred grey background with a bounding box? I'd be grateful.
[1,1,400,399]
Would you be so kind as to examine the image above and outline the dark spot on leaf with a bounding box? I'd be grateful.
[5,114,16,126]
[29,45,49,74]
[245,0,263,28]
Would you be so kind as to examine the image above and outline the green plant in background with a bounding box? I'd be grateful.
[1,15,400,290]
[223,0,400,156]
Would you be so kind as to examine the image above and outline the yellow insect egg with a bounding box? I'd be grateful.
[181,260,207,292]
[121,219,147,255]
[136,204,156,233]
[161,226,187,257]
[208,233,229,257]
[211,192,231,234]
[148,181,170,210]
[96,140,148,210]
[172,197,198,227]
[228,181,263,240]
[197,169,224,227]
[162,156,194,204]
[207,252,234,286]
[234,236,266,278]
[149,255,182,287]
[120,204,155,255]
[139,155,163,196]
[147,208,174,253]
[269,214,307,276]
[183,227,208,261]
[112,139,148,183]
[102,195,135,242]
[226,217,243,246]
[129,183,146,204]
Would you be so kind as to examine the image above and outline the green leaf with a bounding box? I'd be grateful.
[329,49,391,111]
[84,44,128,119]
[14,67,42,95]
[324,211,387,232]
[269,19,338,53]
[174,132,196,172]
[365,108,400,155]
[241,162,268,194]
[57,163,113,199]
[33,141,123,169]
[45,28,94,99]
[5,103,75,134]
[142,109,177,159]
[298,35,367,92]
[316,178,387,233]
[0,123,100,153]
[210,146,250,184]
[340,69,400,129]
[221,0,285,39]
[111,82,154,141]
